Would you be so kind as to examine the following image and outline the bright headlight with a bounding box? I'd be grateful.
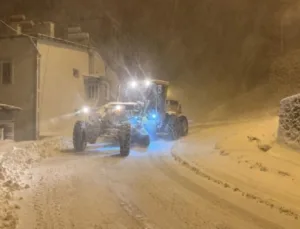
[115,105,123,111]
[129,80,138,89]
[144,79,151,87]
[82,106,90,114]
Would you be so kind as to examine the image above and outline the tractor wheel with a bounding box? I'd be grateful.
[119,124,131,157]
[139,135,150,147]
[73,121,87,152]
[166,115,180,140]
[180,117,189,136]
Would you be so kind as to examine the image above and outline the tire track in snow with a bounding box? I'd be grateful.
[119,199,157,229]
[105,174,158,229]
[148,151,284,229]
[170,141,300,221]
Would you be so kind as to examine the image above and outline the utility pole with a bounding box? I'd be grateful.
[280,17,284,53]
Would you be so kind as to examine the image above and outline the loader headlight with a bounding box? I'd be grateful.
[82,106,90,114]
[115,105,123,111]
[129,80,138,89]
[144,79,151,87]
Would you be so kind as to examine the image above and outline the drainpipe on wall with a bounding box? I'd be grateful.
[35,54,41,140]
[88,49,94,75]
[32,38,41,140]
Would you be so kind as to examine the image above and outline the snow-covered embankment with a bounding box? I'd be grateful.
[0,138,67,228]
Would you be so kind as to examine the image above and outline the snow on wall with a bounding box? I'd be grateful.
[278,93,300,148]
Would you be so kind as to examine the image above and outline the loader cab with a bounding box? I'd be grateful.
[166,99,182,115]
[122,79,169,121]
[146,80,169,121]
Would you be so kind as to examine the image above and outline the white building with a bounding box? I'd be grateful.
[0,16,119,140]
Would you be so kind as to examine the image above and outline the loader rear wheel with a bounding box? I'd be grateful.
[167,115,180,140]
[139,135,150,147]
[73,121,87,152]
[119,124,131,157]
[180,117,189,136]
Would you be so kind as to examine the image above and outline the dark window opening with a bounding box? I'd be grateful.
[88,84,99,100]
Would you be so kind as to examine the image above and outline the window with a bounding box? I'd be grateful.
[73,68,79,78]
[167,100,180,112]
[1,61,13,84]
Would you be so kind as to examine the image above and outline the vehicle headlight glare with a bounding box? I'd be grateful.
[144,79,151,87]
[82,106,90,114]
[115,105,122,111]
[129,80,138,89]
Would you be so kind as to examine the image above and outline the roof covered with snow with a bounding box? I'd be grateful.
[0,104,22,111]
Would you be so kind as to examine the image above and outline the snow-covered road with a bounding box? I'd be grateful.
[14,132,298,229]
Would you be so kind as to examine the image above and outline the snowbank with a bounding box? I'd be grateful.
[173,117,300,220]
[0,138,67,228]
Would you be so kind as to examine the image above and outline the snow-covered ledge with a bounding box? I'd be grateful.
[278,93,300,148]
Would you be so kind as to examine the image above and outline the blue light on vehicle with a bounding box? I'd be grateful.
[148,112,158,120]
[129,116,140,125]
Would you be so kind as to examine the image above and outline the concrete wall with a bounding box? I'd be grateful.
[105,67,119,101]
[0,37,37,141]
[37,39,88,136]
[92,52,105,76]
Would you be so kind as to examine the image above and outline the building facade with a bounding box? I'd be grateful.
[0,31,118,140]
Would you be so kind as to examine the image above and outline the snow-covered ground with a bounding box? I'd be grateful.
[173,116,300,220]
[0,138,67,228]
[0,117,299,228]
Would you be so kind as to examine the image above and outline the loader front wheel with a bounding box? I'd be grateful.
[119,124,131,157]
[73,121,87,152]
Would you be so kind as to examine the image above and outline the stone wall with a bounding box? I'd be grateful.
[278,94,300,148]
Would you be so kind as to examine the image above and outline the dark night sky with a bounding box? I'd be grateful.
[1,0,300,120]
